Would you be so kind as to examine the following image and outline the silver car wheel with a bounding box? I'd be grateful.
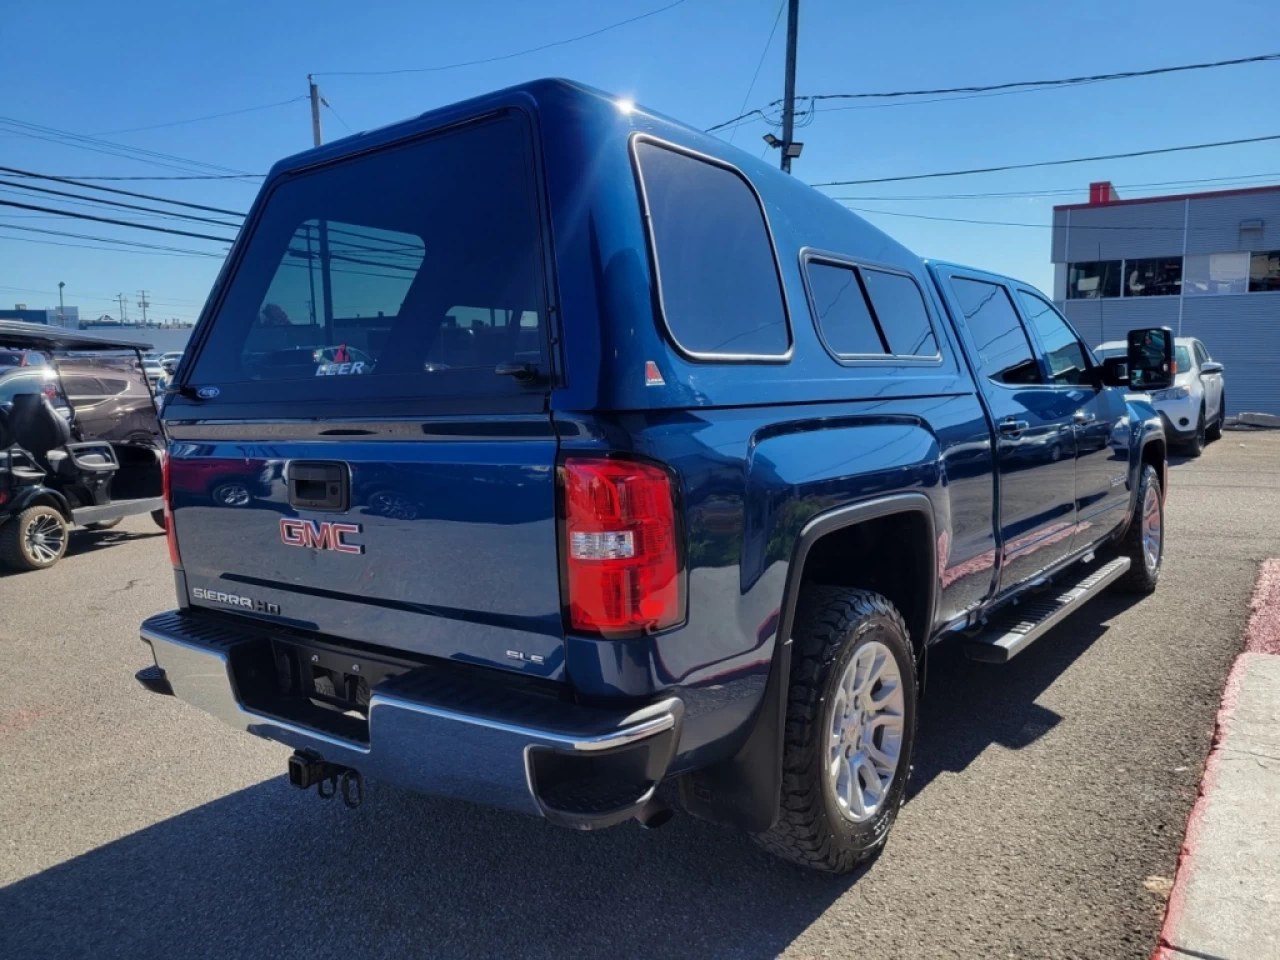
[827,639,906,823]
[26,513,67,564]
[1142,483,1162,574]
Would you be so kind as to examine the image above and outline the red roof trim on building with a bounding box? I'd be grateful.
[1054,183,1280,212]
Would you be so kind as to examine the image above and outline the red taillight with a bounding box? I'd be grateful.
[42,381,58,402]
[162,452,181,567]
[561,457,682,638]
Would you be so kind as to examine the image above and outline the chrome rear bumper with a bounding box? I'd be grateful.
[141,611,682,828]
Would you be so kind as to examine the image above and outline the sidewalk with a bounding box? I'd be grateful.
[1154,560,1280,960]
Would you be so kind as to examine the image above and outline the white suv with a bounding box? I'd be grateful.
[1095,336,1225,456]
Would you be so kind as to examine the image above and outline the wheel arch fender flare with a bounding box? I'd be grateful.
[9,486,73,520]
[678,492,937,833]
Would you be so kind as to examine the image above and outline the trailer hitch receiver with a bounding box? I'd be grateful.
[287,750,363,808]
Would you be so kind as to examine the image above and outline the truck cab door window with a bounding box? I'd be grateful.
[948,279,1041,385]
[1015,290,1090,386]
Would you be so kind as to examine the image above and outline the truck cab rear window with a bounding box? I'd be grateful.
[189,112,547,400]
[634,139,790,360]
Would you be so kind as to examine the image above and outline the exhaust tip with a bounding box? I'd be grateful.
[635,797,674,830]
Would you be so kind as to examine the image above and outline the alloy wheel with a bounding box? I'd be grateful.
[827,640,906,823]
[25,513,66,565]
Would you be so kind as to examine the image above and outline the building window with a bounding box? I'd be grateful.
[1067,261,1121,299]
[1250,250,1280,292]
[1184,253,1250,296]
[1125,257,1182,297]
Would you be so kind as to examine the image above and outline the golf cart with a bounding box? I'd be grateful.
[0,320,166,571]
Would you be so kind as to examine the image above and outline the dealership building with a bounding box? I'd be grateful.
[1052,182,1280,414]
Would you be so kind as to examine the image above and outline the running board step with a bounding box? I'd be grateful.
[964,556,1131,663]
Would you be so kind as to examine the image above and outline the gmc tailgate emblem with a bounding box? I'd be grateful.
[280,518,364,555]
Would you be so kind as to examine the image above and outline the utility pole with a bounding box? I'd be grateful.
[116,293,128,324]
[309,74,323,147]
[137,290,151,325]
[57,281,65,327]
[779,0,800,174]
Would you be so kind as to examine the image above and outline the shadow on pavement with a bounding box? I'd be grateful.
[0,588,1143,960]
[911,589,1143,797]
[65,527,163,559]
[0,774,856,960]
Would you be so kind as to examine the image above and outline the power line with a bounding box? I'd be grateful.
[93,97,310,136]
[707,51,1280,132]
[0,199,236,243]
[0,283,207,308]
[0,178,242,229]
[811,134,1280,187]
[324,100,355,136]
[314,0,689,77]
[0,166,247,217]
[0,223,227,258]
[830,172,1280,202]
[798,51,1280,104]
[726,1,786,145]
[0,115,255,178]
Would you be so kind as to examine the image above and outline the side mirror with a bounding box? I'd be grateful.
[1200,360,1224,375]
[1126,326,1175,392]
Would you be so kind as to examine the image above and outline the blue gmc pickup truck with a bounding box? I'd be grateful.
[139,80,1173,873]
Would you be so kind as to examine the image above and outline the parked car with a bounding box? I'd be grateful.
[141,358,165,385]
[139,80,1172,874]
[1096,336,1225,455]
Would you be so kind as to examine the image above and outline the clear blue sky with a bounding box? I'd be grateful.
[2,0,1275,322]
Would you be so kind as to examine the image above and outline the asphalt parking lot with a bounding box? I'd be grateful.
[2,431,1278,960]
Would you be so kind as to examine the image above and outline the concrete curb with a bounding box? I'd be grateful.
[1152,559,1280,960]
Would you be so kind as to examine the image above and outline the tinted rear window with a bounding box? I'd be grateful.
[189,112,547,404]
[806,262,884,356]
[634,140,789,358]
[860,269,938,357]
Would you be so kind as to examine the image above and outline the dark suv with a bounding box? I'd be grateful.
[139,80,1170,872]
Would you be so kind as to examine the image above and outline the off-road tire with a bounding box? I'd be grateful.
[1116,464,1163,593]
[753,586,917,873]
[1183,406,1205,457]
[1206,394,1224,442]
[0,505,69,571]
[85,518,123,531]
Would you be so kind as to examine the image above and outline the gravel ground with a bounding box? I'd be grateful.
[2,431,1277,960]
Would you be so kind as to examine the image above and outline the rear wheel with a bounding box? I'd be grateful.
[754,587,917,873]
[85,517,123,531]
[151,509,167,530]
[1116,464,1163,593]
[0,505,69,571]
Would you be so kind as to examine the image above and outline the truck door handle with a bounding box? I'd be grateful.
[1073,410,1097,425]
[998,418,1030,434]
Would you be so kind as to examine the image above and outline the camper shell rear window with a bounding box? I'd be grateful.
[187,111,549,407]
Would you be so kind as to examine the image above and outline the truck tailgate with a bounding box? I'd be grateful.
[168,425,564,679]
